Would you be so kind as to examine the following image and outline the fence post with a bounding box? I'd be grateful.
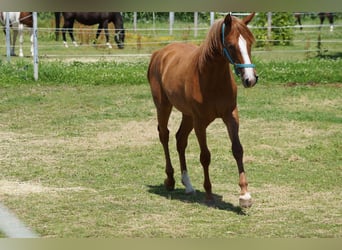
[133,12,137,32]
[33,12,38,81]
[169,12,174,35]
[5,12,11,62]
[267,12,272,42]
[210,12,215,26]
[194,12,198,37]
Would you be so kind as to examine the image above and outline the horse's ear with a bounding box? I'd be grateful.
[223,13,232,34]
[243,12,255,25]
[224,13,232,27]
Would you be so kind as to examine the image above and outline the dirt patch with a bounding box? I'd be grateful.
[0,180,96,198]
[96,119,158,148]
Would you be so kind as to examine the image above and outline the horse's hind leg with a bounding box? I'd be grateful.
[176,114,195,194]
[156,103,175,190]
[223,108,252,208]
[193,118,213,204]
[149,78,175,190]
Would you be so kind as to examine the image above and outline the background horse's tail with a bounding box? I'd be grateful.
[55,12,61,41]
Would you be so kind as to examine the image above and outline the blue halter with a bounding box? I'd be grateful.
[221,23,255,76]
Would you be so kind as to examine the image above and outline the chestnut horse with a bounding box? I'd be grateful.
[0,12,33,57]
[147,13,258,208]
[55,12,125,49]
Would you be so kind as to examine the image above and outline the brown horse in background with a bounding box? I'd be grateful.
[148,13,258,208]
[55,12,125,49]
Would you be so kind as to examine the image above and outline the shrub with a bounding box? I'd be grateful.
[253,12,295,47]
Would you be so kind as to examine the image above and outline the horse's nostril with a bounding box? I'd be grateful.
[255,75,259,84]
[245,79,251,87]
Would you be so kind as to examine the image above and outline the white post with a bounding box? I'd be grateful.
[210,12,215,26]
[33,12,38,81]
[5,12,11,62]
[194,12,198,37]
[133,12,137,32]
[169,12,174,35]
[267,12,272,42]
[152,12,156,33]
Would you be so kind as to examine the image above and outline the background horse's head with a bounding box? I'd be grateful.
[113,12,125,49]
[222,13,258,88]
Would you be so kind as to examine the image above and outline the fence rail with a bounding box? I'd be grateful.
[0,22,341,61]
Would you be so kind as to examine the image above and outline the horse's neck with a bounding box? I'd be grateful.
[197,47,232,77]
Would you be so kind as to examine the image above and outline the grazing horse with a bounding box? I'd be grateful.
[318,12,334,31]
[55,12,125,49]
[294,12,334,31]
[0,12,33,57]
[147,13,258,208]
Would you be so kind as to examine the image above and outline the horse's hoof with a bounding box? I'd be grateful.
[239,192,252,208]
[164,179,175,191]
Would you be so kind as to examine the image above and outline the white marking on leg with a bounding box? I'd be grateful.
[63,41,68,48]
[19,24,24,57]
[181,170,195,194]
[106,42,112,49]
[239,192,252,208]
[30,31,33,56]
[238,35,255,81]
[72,41,78,47]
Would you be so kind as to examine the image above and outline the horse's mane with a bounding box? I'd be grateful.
[198,16,255,71]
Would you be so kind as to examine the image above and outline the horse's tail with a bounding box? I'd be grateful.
[54,12,61,41]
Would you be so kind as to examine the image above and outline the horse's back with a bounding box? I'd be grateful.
[0,12,20,26]
[148,43,197,83]
[65,12,117,25]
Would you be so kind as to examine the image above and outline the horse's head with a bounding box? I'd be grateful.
[222,13,258,88]
[114,29,125,49]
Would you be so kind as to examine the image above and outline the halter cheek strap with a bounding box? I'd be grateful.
[221,23,255,76]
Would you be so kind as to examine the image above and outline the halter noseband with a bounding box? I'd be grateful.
[221,23,255,76]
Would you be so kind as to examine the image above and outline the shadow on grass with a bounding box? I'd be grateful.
[147,184,246,215]
[316,52,342,60]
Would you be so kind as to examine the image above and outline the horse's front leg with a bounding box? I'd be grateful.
[223,108,252,208]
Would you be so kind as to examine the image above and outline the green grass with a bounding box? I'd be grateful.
[0,79,341,238]
[0,57,341,86]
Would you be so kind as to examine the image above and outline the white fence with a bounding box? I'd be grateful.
[1,13,341,62]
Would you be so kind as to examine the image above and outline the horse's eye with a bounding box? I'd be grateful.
[226,44,235,50]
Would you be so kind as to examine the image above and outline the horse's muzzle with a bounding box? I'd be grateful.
[242,74,258,88]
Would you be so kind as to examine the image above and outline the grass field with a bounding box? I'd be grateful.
[0,14,341,238]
